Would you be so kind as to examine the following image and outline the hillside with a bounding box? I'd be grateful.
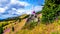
[0,11,60,34]
[16,19,60,34]
[15,0,60,34]
[0,0,60,34]
[0,14,29,34]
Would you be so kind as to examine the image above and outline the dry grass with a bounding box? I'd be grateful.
[16,19,60,34]
[2,14,60,34]
[3,18,27,34]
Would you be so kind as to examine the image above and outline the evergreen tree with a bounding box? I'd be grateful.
[42,0,60,23]
[0,26,3,34]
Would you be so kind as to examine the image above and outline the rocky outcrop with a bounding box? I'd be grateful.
[26,14,40,24]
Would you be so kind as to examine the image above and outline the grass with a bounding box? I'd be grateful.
[1,14,60,34]
[0,14,28,34]
[2,18,27,34]
[16,15,60,34]
[16,19,60,34]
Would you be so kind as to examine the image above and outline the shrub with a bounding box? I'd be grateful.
[42,0,60,23]
[0,23,3,34]
[23,19,38,30]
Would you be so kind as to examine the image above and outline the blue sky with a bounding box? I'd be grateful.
[0,0,44,20]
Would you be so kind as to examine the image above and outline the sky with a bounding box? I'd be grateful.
[0,0,44,20]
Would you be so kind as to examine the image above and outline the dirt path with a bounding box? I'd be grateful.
[3,18,27,34]
[3,13,42,34]
[11,18,27,34]
[13,13,42,34]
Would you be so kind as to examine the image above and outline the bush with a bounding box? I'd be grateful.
[12,26,14,31]
[0,27,3,34]
[0,23,3,34]
[23,19,38,30]
[29,22,37,29]
[42,0,60,23]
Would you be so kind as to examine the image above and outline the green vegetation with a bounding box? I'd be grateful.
[42,0,60,23]
[16,0,60,34]
[1,0,60,34]
[0,26,3,34]
[36,11,42,14]
[0,14,28,34]
[23,20,38,30]
[0,23,3,34]
[0,14,28,27]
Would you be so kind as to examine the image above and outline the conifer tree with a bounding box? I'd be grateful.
[42,0,60,23]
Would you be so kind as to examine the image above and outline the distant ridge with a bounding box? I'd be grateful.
[0,14,29,22]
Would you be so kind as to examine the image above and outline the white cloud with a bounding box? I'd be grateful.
[10,0,18,4]
[0,6,8,13]
[15,6,43,15]
[16,9,25,15]
[0,0,43,19]
[34,6,43,12]
[12,8,16,10]
[10,0,30,7]
[0,0,30,14]
[0,7,7,13]
[0,8,5,13]
[25,6,43,14]
[18,1,30,7]
[25,9,33,14]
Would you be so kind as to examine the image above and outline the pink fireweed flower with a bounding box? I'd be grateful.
[32,11,35,15]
